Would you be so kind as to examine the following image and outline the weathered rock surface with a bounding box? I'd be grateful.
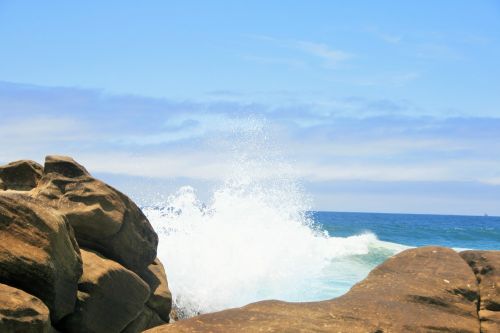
[0,156,170,332]
[146,246,481,333]
[122,305,165,333]
[31,155,158,273]
[58,249,150,333]
[0,193,82,322]
[461,250,500,333]
[139,258,172,323]
[0,283,52,333]
[0,160,43,191]
[118,258,173,332]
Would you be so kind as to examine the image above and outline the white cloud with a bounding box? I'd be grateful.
[0,116,84,139]
[365,26,403,44]
[249,35,352,69]
[1,81,499,188]
[294,40,352,68]
[479,177,500,185]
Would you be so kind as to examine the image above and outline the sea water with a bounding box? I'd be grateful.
[140,119,500,318]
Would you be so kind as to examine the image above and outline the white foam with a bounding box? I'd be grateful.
[143,119,405,317]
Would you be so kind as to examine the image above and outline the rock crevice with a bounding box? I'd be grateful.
[460,251,500,333]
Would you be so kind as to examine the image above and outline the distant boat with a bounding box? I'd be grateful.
[484,213,489,217]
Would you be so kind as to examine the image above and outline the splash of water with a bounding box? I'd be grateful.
[144,119,404,317]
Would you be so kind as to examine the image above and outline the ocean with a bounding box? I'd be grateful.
[314,211,500,250]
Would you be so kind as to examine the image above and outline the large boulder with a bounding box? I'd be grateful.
[0,160,43,191]
[58,249,151,333]
[0,193,82,322]
[461,251,500,333]
[0,283,52,333]
[146,247,481,333]
[31,155,158,273]
[0,156,169,332]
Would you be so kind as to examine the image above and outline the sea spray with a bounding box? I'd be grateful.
[144,118,404,317]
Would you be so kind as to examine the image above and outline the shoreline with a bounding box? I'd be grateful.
[1,156,498,332]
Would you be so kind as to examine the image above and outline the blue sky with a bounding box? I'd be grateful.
[1,1,499,215]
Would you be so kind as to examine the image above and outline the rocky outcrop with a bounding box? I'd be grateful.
[58,249,150,333]
[0,283,52,333]
[0,160,43,191]
[32,155,158,273]
[461,251,500,333]
[0,156,171,332]
[0,193,82,322]
[147,246,482,333]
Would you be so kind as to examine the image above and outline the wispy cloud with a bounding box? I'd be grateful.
[2,81,499,214]
[365,26,403,44]
[416,43,463,60]
[293,40,353,68]
[248,35,353,69]
[334,71,421,88]
[1,81,499,187]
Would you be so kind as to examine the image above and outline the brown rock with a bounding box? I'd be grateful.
[31,155,158,273]
[58,249,150,333]
[460,250,500,333]
[44,155,90,178]
[0,283,52,333]
[139,258,172,323]
[145,247,480,333]
[0,193,82,322]
[122,306,165,333]
[0,160,43,191]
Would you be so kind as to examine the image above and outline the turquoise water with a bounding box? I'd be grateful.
[313,211,500,250]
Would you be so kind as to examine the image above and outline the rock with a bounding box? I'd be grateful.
[31,155,158,273]
[0,193,82,323]
[0,160,43,191]
[145,247,480,333]
[0,156,168,332]
[122,306,165,333]
[139,258,172,322]
[58,249,150,333]
[460,250,500,333]
[44,155,90,178]
[0,283,52,333]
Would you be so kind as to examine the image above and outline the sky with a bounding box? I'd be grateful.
[1,1,499,215]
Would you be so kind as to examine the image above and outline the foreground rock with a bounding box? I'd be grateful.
[461,251,500,333]
[147,246,481,333]
[0,156,171,332]
[0,283,52,333]
[0,193,82,322]
[58,249,150,332]
[32,155,158,273]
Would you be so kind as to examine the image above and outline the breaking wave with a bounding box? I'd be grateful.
[143,119,407,317]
